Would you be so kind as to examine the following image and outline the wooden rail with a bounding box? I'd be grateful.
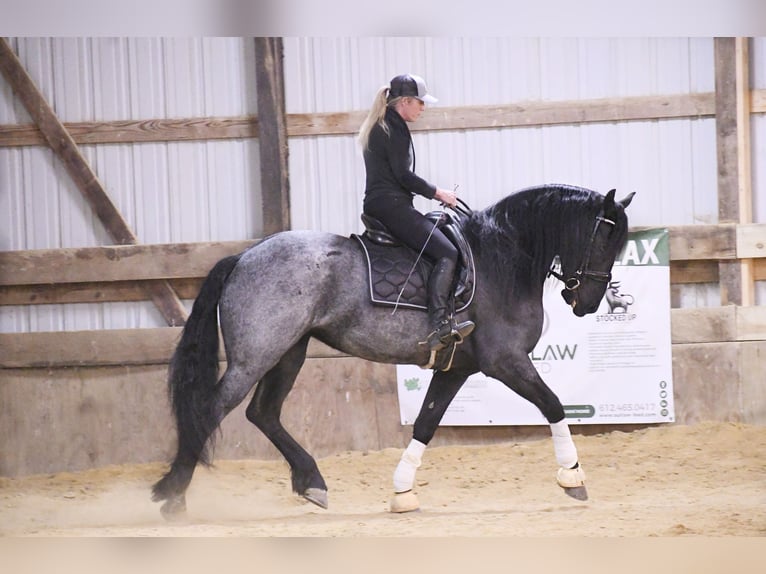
[1,225,765,307]
[1,90,765,148]
[1,223,765,369]
[0,328,345,368]
[1,305,764,369]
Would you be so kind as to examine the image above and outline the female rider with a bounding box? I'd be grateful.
[357,73,474,352]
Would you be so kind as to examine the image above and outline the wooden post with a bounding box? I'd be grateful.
[714,37,754,306]
[0,37,188,325]
[254,37,291,235]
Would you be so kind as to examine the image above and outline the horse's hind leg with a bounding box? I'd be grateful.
[244,336,329,509]
[153,358,266,520]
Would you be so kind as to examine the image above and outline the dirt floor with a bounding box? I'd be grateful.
[1,421,764,537]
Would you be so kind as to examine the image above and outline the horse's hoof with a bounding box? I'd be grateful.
[159,495,187,521]
[390,490,420,513]
[556,465,588,501]
[303,488,328,509]
[563,485,589,501]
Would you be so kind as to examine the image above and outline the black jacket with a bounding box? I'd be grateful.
[363,107,436,205]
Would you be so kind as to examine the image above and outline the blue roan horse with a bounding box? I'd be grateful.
[152,184,634,518]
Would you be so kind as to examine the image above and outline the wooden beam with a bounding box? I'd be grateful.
[0,224,757,291]
[0,260,728,307]
[734,38,754,307]
[753,89,766,113]
[664,224,737,261]
[0,328,346,368]
[254,37,290,235]
[671,306,766,344]
[737,306,766,341]
[415,93,716,133]
[669,260,718,285]
[736,223,766,259]
[8,303,766,368]
[0,116,259,147]
[0,279,203,306]
[714,37,754,306]
[287,92,717,136]
[4,90,752,148]
[756,259,766,281]
[671,307,736,344]
[0,37,188,326]
[0,240,255,286]
[715,38,740,224]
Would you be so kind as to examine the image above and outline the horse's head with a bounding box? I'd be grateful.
[558,189,635,317]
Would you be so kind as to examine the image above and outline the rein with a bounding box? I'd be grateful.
[548,213,616,292]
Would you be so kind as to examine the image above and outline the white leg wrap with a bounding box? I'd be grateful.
[550,420,578,469]
[392,439,427,493]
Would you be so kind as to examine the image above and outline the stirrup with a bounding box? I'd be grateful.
[419,320,453,352]
[450,319,475,343]
[419,318,475,352]
[420,320,474,371]
[418,321,452,353]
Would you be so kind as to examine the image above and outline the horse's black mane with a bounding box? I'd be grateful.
[463,184,613,293]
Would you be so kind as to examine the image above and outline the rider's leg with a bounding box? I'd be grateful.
[423,256,474,351]
[363,197,474,348]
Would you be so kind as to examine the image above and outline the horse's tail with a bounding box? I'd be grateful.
[152,253,242,502]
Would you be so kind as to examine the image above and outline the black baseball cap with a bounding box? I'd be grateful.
[388,74,438,103]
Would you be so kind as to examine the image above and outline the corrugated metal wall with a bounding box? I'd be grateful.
[0,37,263,331]
[285,37,723,240]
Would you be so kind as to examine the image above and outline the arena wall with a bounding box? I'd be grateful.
[1,303,764,477]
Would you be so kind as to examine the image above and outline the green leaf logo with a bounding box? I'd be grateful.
[404,377,421,391]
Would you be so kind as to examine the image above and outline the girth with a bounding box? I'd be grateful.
[352,211,476,312]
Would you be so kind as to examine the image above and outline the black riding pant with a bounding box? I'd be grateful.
[363,194,458,265]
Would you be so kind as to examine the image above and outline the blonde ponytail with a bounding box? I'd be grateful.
[358,86,395,150]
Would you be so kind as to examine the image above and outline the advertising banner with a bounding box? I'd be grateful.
[396,228,674,426]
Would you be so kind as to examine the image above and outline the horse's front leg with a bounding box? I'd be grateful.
[484,354,588,501]
[550,419,588,500]
[390,368,470,513]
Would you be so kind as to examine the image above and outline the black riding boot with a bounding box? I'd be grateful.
[423,257,475,352]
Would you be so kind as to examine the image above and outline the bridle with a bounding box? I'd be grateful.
[448,197,617,294]
[548,213,617,292]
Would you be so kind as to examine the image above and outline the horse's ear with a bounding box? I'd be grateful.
[618,191,636,209]
[603,189,617,214]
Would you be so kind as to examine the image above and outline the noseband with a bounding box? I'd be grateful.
[548,213,616,292]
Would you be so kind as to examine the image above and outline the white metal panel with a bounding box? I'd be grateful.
[285,38,720,230]
[0,37,263,332]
